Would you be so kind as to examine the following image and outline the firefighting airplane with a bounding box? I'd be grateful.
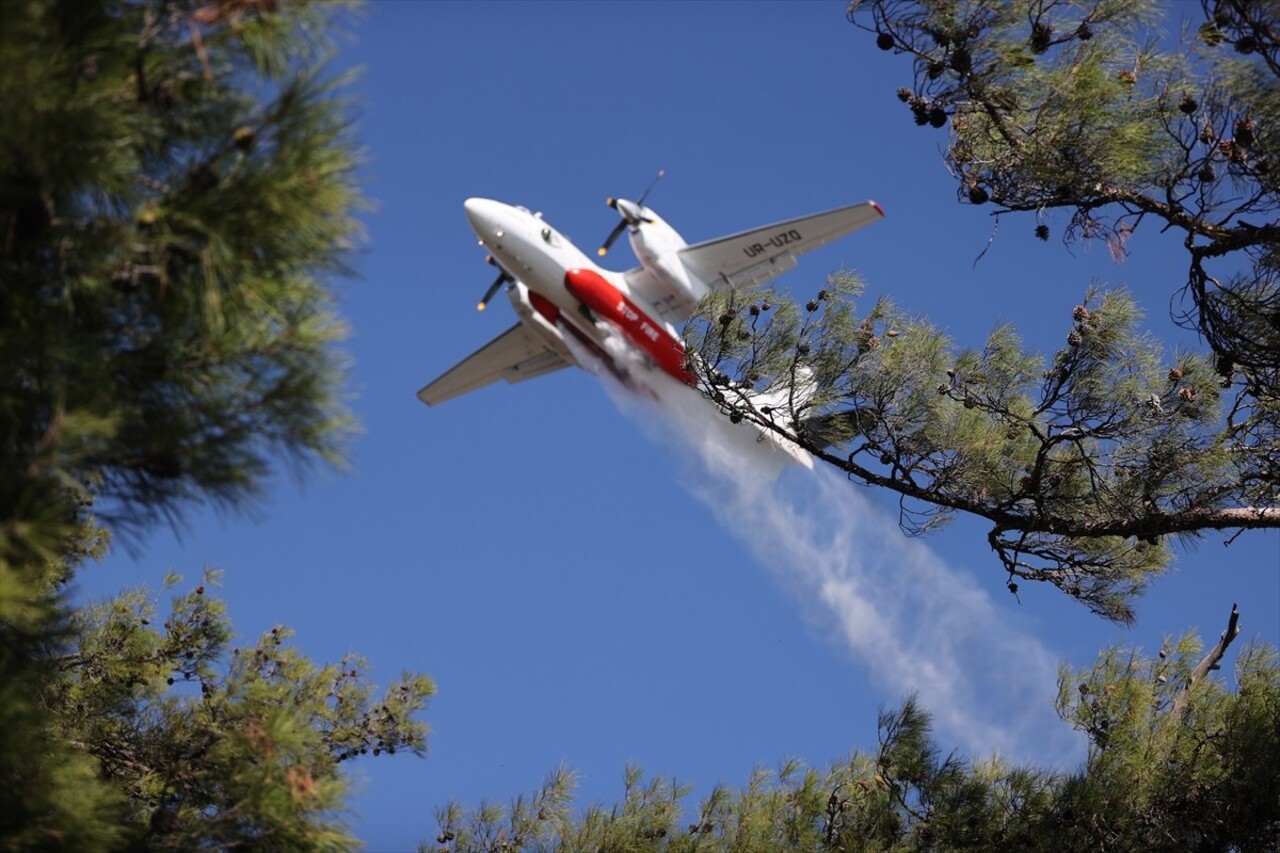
[418,181,883,467]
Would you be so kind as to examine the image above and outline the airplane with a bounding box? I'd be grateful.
[418,180,884,469]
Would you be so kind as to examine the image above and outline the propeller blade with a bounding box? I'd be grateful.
[598,170,664,256]
[477,270,510,311]
[636,168,665,207]
[597,219,628,257]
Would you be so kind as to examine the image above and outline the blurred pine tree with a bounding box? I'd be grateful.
[0,2,432,847]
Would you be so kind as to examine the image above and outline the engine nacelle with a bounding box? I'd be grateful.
[617,204,705,322]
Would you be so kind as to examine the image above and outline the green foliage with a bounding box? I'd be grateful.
[0,2,436,849]
[1054,634,1280,851]
[846,0,1279,375]
[688,277,1256,621]
[45,572,434,850]
[0,0,363,562]
[680,2,1280,621]
[0,589,133,852]
[426,630,1280,852]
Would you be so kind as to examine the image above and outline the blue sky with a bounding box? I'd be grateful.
[79,2,1278,850]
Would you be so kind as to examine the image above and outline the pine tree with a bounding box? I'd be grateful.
[425,616,1280,852]
[52,570,433,849]
[850,0,1279,375]
[0,1,432,847]
[683,1,1279,623]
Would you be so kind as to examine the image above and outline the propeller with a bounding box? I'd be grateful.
[597,169,664,257]
[477,255,512,312]
[596,213,630,258]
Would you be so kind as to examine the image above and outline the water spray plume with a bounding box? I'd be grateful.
[596,373,1083,766]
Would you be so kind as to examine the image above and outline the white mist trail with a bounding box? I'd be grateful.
[605,379,1083,767]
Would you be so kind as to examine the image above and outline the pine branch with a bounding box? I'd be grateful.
[1172,603,1242,722]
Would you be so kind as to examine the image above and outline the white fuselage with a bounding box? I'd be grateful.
[464,198,694,387]
[425,192,889,472]
[465,198,596,315]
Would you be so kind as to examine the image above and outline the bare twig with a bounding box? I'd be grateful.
[1172,603,1241,721]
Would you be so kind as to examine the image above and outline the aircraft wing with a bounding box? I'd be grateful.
[678,200,884,291]
[417,322,569,406]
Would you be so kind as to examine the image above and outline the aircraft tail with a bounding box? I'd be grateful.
[756,425,814,471]
[735,366,818,470]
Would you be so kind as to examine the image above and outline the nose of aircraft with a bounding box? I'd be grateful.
[464,197,504,236]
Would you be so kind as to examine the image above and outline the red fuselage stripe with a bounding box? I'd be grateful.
[563,268,695,386]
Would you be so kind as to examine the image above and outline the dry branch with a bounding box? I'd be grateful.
[1173,603,1242,721]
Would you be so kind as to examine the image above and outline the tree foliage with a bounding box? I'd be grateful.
[1,0,363,571]
[0,1,434,848]
[849,0,1279,377]
[54,570,432,850]
[682,1,1280,622]
[687,277,1275,621]
[426,617,1279,852]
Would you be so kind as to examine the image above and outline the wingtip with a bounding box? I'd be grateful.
[870,200,885,218]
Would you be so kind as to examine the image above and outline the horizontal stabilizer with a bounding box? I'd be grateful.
[418,322,568,406]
